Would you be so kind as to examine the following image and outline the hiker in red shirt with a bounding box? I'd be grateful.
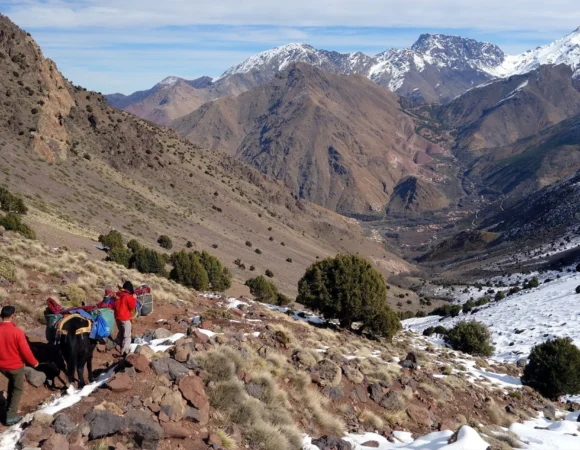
[114,281,137,357]
[0,305,39,426]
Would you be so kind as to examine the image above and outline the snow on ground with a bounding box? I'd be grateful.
[0,332,186,449]
[405,269,580,363]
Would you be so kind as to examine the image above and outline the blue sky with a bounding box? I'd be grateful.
[1,1,579,94]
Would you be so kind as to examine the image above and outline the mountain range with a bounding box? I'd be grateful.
[107,27,580,121]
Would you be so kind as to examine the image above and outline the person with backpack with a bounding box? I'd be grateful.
[114,281,137,357]
[0,305,39,425]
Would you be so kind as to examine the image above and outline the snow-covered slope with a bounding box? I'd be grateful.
[404,267,580,363]
[492,27,580,77]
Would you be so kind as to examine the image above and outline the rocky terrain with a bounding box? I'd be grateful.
[1,233,579,450]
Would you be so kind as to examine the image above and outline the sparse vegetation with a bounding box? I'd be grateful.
[0,187,27,214]
[0,213,36,239]
[98,230,123,249]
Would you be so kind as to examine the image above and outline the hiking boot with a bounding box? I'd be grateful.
[5,416,22,426]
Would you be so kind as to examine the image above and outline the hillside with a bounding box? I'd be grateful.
[172,64,447,215]
[0,14,409,295]
[1,234,579,450]
[435,64,580,155]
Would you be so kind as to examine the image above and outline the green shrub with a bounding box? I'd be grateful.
[365,306,401,341]
[131,248,166,275]
[202,308,233,321]
[198,250,232,291]
[98,230,123,249]
[430,304,462,318]
[0,213,35,239]
[475,297,490,306]
[255,248,262,255]
[434,325,448,335]
[265,269,274,278]
[127,239,143,253]
[495,291,505,301]
[286,258,292,263]
[245,275,279,304]
[0,187,27,214]
[576,286,580,294]
[245,241,252,247]
[0,256,16,282]
[169,250,209,291]
[186,241,193,248]
[462,300,475,314]
[108,246,132,268]
[297,254,400,339]
[508,286,521,296]
[444,321,494,356]
[522,337,580,400]
[157,234,173,249]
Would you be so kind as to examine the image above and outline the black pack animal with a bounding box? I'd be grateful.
[58,316,96,388]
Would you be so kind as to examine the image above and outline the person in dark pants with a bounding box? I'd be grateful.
[0,305,39,426]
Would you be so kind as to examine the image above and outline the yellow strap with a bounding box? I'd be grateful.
[58,314,93,336]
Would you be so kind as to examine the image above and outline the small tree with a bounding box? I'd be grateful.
[522,337,580,400]
[0,187,27,214]
[364,306,401,341]
[99,230,123,249]
[444,321,495,356]
[186,241,193,248]
[245,275,278,304]
[0,213,35,239]
[108,246,132,268]
[131,248,166,275]
[127,239,143,253]
[169,250,209,291]
[198,250,232,292]
[297,254,400,338]
[157,235,173,250]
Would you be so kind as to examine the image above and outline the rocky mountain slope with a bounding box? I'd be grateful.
[1,234,578,450]
[434,64,580,155]
[0,14,408,293]
[172,63,448,215]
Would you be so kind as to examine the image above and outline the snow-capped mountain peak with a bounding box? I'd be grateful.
[156,76,182,87]
[492,26,580,77]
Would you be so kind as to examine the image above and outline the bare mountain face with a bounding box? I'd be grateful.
[434,64,580,157]
[0,14,410,292]
[172,64,447,215]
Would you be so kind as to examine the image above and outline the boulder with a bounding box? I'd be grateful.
[314,359,342,387]
[178,375,209,425]
[126,353,150,372]
[361,441,380,448]
[53,414,76,435]
[33,412,54,426]
[150,357,189,380]
[191,329,209,343]
[174,344,195,363]
[41,432,69,450]
[183,407,203,423]
[106,372,134,392]
[125,414,164,442]
[159,390,187,422]
[162,422,191,439]
[322,385,344,401]
[154,328,173,339]
[311,435,352,450]
[84,410,126,440]
[200,320,213,330]
[369,383,385,403]
[245,382,264,399]
[398,360,418,370]
[406,404,432,427]
[405,352,418,364]
[135,345,155,361]
[379,391,405,411]
[20,424,53,447]
[24,366,47,387]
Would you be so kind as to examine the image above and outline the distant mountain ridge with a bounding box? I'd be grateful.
[106,27,580,124]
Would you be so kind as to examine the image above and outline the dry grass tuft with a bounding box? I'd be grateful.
[62,284,86,306]
[359,409,384,430]
[216,429,237,450]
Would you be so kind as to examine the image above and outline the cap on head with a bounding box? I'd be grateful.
[122,281,134,295]
[1,305,16,319]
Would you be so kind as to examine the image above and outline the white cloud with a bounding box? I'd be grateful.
[4,0,580,32]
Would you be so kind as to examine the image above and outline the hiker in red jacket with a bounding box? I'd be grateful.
[114,281,137,357]
[0,305,39,426]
